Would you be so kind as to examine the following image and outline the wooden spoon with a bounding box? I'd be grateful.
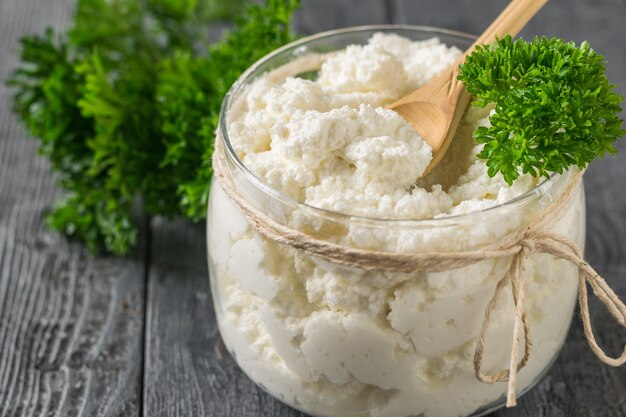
[388,0,549,176]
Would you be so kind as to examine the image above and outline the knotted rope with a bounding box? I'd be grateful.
[213,138,626,407]
[472,230,626,406]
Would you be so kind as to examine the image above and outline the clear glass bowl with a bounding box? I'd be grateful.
[207,25,586,417]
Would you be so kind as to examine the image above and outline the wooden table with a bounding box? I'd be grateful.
[1,0,625,416]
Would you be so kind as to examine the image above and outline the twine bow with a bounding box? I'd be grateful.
[212,138,626,407]
[473,230,626,406]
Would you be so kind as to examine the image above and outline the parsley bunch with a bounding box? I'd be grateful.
[458,35,625,184]
[8,0,300,254]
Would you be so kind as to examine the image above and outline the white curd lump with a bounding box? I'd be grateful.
[208,33,584,417]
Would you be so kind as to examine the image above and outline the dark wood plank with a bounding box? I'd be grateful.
[142,1,391,416]
[292,0,389,35]
[144,218,305,417]
[387,0,508,34]
[390,1,626,416]
[0,1,146,416]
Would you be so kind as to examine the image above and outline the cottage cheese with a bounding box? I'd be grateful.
[208,33,585,417]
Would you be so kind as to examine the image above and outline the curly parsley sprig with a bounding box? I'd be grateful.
[458,35,625,184]
[8,0,300,254]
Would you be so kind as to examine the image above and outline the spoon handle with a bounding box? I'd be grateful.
[447,0,548,92]
[463,0,549,60]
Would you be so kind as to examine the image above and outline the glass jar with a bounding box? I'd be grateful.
[207,26,586,417]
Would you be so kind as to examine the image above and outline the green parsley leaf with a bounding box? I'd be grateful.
[8,0,300,254]
[458,35,625,184]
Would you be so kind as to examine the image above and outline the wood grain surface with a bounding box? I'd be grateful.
[0,1,146,416]
[0,1,624,417]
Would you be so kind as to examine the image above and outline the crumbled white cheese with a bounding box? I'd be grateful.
[232,35,535,221]
[209,33,584,417]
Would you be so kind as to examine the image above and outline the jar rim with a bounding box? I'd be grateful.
[218,24,566,228]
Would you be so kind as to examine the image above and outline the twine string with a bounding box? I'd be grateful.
[472,240,532,407]
[212,138,626,407]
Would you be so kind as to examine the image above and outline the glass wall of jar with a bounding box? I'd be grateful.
[207,26,586,417]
